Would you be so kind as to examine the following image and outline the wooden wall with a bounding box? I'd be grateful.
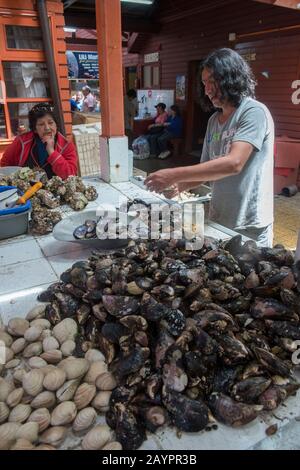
[124,0,300,140]
[0,0,72,155]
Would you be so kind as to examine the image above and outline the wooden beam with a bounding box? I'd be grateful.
[65,37,97,45]
[127,32,139,53]
[96,0,124,137]
[64,12,160,33]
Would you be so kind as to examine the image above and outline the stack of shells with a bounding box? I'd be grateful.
[0,306,121,450]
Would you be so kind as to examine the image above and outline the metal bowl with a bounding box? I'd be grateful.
[53,209,132,250]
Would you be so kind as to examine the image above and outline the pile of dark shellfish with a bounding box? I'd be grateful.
[37,235,300,449]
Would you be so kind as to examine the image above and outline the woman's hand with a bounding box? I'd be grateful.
[42,134,55,155]
[148,124,154,130]
[145,169,177,193]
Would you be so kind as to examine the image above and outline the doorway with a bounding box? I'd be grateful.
[125,66,138,91]
[186,60,212,157]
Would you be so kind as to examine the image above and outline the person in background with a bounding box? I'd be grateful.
[155,104,183,159]
[145,102,169,157]
[74,91,84,111]
[70,96,80,112]
[1,103,77,179]
[145,48,274,247]
[94,90,101,113]
[124,89,138,148]
[82,86,96,113]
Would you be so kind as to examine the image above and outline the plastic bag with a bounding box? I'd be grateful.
[132,136,150,160]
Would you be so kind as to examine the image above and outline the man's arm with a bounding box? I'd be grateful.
[145,141,254,192]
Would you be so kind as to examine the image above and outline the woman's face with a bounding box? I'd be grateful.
[170,109,176,117]
[157,106,164,115]
[35,114,57,140]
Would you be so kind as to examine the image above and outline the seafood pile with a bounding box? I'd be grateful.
[31,235,300,449]
[0,309,122,450]
[0,168,98,235]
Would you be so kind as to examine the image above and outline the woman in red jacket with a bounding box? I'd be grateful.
[1,103,77,179]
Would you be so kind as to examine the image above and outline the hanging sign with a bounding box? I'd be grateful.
[66,51,99,79]
[144,52,159,63]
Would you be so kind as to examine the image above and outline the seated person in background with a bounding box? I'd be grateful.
[82,86,96,113]
[1,103,77,180]
[148,105,183,159]
[148,102,168,130]
[70,97,80,111]
[75,91,84,111]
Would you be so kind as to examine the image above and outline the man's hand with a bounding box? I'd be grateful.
[42,134,55,155]
[148,124,154,130]
[145,169,177,193]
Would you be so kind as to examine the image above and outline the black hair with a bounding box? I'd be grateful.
[127,89,137,99]
[170,105,180,116]
[28,103,57,131]
[200,48,256,111]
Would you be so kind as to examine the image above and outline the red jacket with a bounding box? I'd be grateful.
[1,131,78,180]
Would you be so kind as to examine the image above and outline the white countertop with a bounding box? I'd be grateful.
[0,177,299,450]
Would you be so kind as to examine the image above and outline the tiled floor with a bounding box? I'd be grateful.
[274,193,300,250]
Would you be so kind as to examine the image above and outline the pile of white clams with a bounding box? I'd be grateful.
[0,305,122,450]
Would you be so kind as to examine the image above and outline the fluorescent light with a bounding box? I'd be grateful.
[64,27,77,33]
[121,0,154,5]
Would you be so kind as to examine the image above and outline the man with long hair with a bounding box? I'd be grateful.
[145,48,274,247]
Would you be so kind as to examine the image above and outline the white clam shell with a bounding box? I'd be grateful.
[51,401,77,426]
[0,422,21,450]
[42,336,59,352]
[102,441,123,450]
[0,331,13,347]
[95,372,117,391]
[28,408,51,433]
[81,425,112,450]
[22,369,44,397]
[7,318,29,337]
[0,402,10,423]
[60,340,75,357]
[43,368,66,391]
[84,361,107,384]
[4,347,14,363]
[73,383,96,410]
[9,404,31,423]
[31,391,56,409]
[59,358,89,380]
[13,369,26,385]
[0,378,15,401]
[92,391,112,412]
[56,379,80,402]
[85,349,105,363]
[39,426,67,447]
[72,407,96,433]
[28,357,48,369]
[40,329,52,340]
[10,438,34,450]
[11,338,27,354]
[24,326,43,342]
[30,319,50,330]
[53,318,78,345]
[23,341,43,358]
[5,358,20,369]
[16,421,39,442]
[41,349,63,364]
[26,304,46,321]
[40,365,56,375]
[6,388,24,408]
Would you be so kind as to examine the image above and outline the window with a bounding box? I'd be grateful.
[0,20,51,140]
[142,63,160,89]
[5,26,43,50]
[0,104,7,138]
[3,62,50,98]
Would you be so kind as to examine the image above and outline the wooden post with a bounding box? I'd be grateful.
[96,0,124,137]
[96,0,130,182]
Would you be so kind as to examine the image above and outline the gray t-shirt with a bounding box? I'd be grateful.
[201,97,274,230]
